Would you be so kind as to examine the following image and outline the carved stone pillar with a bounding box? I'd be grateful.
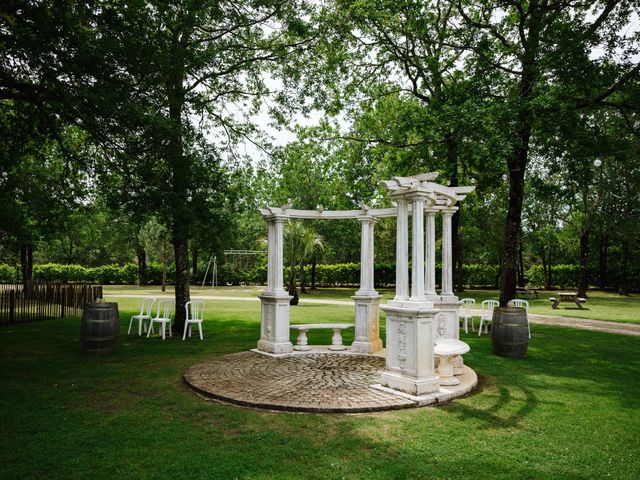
[424,209,437,298]
[394,199,409,302]
[441,210,455,297]
[258,216,293,354]
[352,216,382,353]
[410,195,426,302]
[356,216,377,296]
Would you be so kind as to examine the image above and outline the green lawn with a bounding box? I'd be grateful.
[454,289,640,324]
[104,285,640,324]
[1,298,639,479]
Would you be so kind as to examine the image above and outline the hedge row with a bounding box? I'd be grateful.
[0,263,170,285]
[526,264,580,289]
[241,263,571,289]
[0,262,613,290]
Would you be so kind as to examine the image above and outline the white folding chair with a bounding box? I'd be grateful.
[183,300,205,340]
[459,298,476,334]
[478,300,499,336]
[508,298,531,338]
[128,297,155,335]
[147,299,175,340]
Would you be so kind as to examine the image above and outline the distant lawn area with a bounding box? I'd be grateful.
[104,285,640,324]
[1,298,639,479]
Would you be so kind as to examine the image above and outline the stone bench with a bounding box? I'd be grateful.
[290,323,354,351]
[434,339,470,386]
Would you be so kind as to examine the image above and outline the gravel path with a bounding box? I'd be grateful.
[105,294,640,336]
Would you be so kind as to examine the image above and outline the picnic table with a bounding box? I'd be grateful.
[549,292,586,309]
[516,287,539,299]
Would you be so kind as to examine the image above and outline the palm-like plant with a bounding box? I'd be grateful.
[284,220,323,304]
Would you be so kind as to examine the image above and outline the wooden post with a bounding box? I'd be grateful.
[9,290,15,324]
[60,286,65,318]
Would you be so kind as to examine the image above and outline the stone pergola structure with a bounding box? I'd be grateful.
[257,172,474,396]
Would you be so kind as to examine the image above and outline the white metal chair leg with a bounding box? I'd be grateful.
[128,316,135,335]
[182,322,188,340]
[198,323,203,339]
[147,322,153,338]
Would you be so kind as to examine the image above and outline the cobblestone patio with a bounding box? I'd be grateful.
[184,350,477,413]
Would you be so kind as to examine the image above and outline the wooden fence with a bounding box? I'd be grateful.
[0,283,103,325]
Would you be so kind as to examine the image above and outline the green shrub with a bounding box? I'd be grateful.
[34,263,90,282]
[526,264,579,288]
[462,264,500,287]
[0,264,19,283]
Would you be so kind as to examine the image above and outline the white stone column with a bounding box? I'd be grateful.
[273,217,286,294]
[352,216,382,353]
[258,215,293,354]
[266,220,276,291]
[410,195,426,302]
[441,210,454,297]
[356,217,376,296]
[265,217,286,295]
[394,199,409,301]
[424,210,437,297]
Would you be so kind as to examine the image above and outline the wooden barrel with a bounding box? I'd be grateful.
[81,302,119,354]
[491,307,529,358]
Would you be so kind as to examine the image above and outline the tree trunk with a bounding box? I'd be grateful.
[20,243,33,298]
[288,259,299,305]
[457,257,464,292]
[311,253,317,289]
[136,241,148,286]
[191,244,198,284]
[161,251,167,292]
[499,146,527,305]
[577,226,590,298]
[167,36,190,334]
[517,237,526,288]
[498,5,543,306]
[618,239,629,296]
[598,231,608,290]
[540,243,551,290]
[173,238,191,327]
[499,62,536,305]
[299,263,307,293]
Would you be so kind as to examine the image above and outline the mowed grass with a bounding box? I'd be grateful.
[105,285,640,324]
[453,289,640,324]
[1,296,639,480]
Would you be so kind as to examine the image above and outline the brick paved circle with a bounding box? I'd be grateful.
[184,351,417,413]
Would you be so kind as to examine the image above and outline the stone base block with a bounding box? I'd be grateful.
[351,294,383,354]
[380,370,439,396]
[351,338,383,354]
[257,293,293,354]
[257,339,293,354]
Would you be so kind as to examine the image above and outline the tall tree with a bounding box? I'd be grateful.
[1,1,312,331]
[456,0,640,304]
